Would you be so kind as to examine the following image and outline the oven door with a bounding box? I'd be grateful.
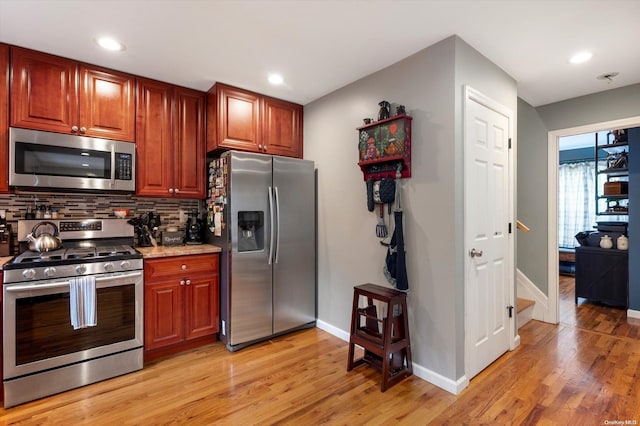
[3,270,143,380]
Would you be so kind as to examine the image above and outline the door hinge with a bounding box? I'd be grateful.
[508,305,514,318]
[508,138,512,149]
[508,222,512,234]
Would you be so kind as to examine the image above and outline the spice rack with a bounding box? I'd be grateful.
[357,115,412,181]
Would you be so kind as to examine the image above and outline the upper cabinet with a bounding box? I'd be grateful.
[0,43,9,193]
[136,77,206,199]
[207,83,303,158]
[10,47,135,142]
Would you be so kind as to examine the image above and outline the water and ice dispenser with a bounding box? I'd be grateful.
[237,211,264,252]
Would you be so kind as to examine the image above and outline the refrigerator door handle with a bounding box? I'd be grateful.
[274,186,280,264]
[268,186,275,265]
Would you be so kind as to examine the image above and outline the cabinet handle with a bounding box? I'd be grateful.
[263,145,267,152]
[168,188,174,194]
[80,126,86,134]
[181,264,187,270]
[258,144,263,150]
[174,188,180,194]
[71,125,79,133]
[185,279,191,285]
[180,280,185,285]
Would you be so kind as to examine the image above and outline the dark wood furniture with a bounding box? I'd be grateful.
[10,47,135,142]
[575,246,628,307]
[144,253,219,361]
[0,43,8,193]
[347,283,412,391]
[207,83,303,158]
[136,77,206,198]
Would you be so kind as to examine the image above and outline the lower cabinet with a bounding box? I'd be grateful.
[144,253,219,360]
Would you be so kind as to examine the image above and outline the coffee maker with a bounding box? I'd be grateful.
[0,209,11,256]
[185,210,204,245]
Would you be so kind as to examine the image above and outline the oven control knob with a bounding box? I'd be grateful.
[22,269,36,280]
[44,267,57,278]
[104,262,114,272]
[120,260,131,269]
[75,264,87,274]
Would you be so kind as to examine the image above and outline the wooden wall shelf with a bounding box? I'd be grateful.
[357,115,412,181]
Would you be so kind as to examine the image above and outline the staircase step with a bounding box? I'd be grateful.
[517,297,535,329]
[517,297,535,314]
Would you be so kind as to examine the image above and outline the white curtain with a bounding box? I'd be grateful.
[558,161,596,248]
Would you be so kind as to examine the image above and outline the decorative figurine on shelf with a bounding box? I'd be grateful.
[378,100,390,121]
[395,104,406,116]
[365,137,380,160]
[363,118,373,125]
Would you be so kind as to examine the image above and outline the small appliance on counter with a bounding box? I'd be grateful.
[185,209,204,245]
[0,210,12,256]
[127,212,161,247]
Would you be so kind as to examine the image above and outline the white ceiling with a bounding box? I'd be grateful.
[1,0,638,107]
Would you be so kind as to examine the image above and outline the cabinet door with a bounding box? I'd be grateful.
[262,96,303,158]
[144,279,184,350]
[10,47,79,134]
[184,273,219,340]
[174,87,206,198]
[80,65,135,142]
[215,84,261,152]
[0,43,9,193]
[136,78,174,197]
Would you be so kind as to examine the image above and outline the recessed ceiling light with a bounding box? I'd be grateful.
[95,37,126,52]
[268,74,284,85]
[569,51,592,64]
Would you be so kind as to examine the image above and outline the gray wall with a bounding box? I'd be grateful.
[517,84,640,309]
[517,99,550,294]
[304,35,516,384]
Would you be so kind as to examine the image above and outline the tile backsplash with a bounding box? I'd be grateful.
[0,191,202,253]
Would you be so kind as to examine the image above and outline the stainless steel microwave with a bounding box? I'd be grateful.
[9,128,136,192]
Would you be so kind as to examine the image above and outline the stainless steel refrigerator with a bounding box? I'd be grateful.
[207,151,316,351]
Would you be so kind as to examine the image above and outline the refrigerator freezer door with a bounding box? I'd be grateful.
[228,152,274,346]
[272,156,316,334]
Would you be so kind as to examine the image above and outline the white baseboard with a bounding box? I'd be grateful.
[516,269,552,323]
[315,319,466,395]
[628,309,640,319]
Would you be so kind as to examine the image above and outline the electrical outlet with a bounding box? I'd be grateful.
[179,209,187,223]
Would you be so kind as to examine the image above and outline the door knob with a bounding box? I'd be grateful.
[469,248,483,258]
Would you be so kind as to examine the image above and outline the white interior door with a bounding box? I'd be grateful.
[464,87,513,379]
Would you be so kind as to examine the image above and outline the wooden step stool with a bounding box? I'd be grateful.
[347,283,412,391]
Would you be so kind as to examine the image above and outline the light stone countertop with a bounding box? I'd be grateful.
[0,256,13,269]
[136,244,222,259]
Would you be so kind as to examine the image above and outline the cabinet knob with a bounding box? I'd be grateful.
[168,188,174,194]
[80,126,86,134]
[181,264,187,270]
[180,280,185,285]
[185,279,191,285]
[263,145,267,152]
[175,188,180,194]
[258,144,263,150]
[71,125,79,132]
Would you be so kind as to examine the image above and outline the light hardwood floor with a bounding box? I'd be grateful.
[1,278,639,425]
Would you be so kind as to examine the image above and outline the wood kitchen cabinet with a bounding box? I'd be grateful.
[0,43,9,193]
[144,254,219,361]
[136,77,206,198]
[10,47,135,142]
[207,83,303,158]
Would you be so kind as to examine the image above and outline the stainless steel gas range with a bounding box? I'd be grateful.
[2,219,143,407]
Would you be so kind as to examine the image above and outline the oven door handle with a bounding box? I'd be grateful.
[5,272,143,292]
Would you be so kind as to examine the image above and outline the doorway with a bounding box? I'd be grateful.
[547,116,640,322]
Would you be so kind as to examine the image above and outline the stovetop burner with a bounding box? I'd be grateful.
[12,245,138,265]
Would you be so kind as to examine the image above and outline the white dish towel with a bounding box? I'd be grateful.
[69,276,97,330]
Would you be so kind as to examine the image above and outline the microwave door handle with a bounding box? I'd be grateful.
[110,145,116,187]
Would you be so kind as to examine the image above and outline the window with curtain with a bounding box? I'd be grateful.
[558,161,596,248]
[558,159,625,247]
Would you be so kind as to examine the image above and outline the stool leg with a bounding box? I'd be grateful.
[347,290,360,371]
